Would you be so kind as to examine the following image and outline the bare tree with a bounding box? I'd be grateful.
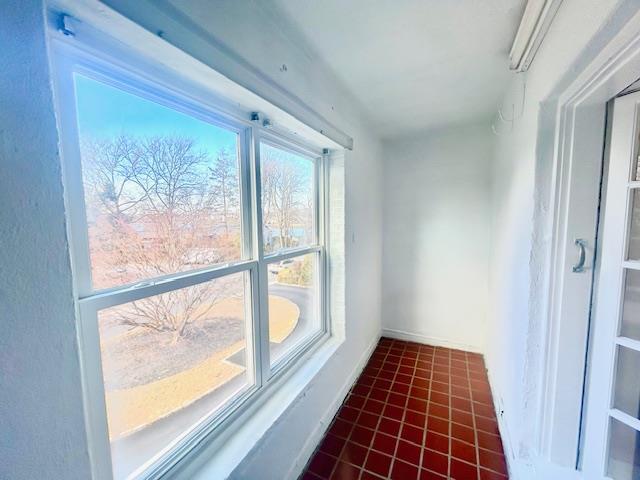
[115,280,220,339]
[261,150,311,250]
[83,135,224,340]
[82,135,146,222]
[260,156,276,234]
[209,147,240,234]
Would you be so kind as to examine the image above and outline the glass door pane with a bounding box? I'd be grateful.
[612,345,640,419]
[607,418,640,479]
[626,190,640,260]
[621,270,640,341]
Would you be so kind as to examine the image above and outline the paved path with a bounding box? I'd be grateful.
[266,282,314,362]
[111,283,313,478]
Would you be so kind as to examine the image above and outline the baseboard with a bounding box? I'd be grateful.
[484,365,582,480]
[381,328,483,354]
[485,364,524,479]
[285,333,381,480]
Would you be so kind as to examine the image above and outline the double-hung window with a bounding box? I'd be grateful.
[53,37,328,479]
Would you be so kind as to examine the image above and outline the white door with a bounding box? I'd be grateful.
[582,90,640,479]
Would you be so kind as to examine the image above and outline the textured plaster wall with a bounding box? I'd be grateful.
[381,124,492,352]
[0,1,92,479]
[0,0,383,478]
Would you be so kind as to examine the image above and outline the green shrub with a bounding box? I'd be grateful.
[276,256,313,286]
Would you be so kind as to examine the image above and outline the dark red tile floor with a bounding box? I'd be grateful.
[300,337,508,480]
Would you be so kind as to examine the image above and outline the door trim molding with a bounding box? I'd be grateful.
[536,4,640,469]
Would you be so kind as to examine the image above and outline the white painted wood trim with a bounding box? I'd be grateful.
[284,334,381,480]
[485,364,527,480]
[509,0,563,72]
[381,328,483,354]
[535,4,640,470]
[50,0,353,150]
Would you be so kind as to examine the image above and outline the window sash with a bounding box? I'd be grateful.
[265,249,325,372]
[79,260,256,310]
[68,65,255,296]
[52,35,330,480]
[258,135,322,254]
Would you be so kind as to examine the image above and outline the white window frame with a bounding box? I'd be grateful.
[256,132,328,376]
[50,29,330,480]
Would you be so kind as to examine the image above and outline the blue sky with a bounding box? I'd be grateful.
[73,73,313,181]
[73,73,237,154]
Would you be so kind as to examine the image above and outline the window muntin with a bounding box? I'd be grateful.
[57,53,328,480]
[260,142,316,255]
[74,74,243,291]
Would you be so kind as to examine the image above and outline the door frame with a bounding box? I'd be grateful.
[536,4,640,471]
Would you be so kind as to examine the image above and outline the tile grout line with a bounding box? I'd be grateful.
[424,348,469,479]
[319,340,387,478]
[385,339,419,478]
[302,340,507,480]
[419,344,437,477]
[357,339,399,479]
[339,340,395,479]
[447,348,453,479]
[360,340,406,478]
[466,351,482,480]
[427,348,454,479]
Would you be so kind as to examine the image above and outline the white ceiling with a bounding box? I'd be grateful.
[271,0,526,139]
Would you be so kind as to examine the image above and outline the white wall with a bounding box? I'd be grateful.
[486,0,633,476]
[381,124,492,352]
[1,1,383,479]
[0,1,93,479]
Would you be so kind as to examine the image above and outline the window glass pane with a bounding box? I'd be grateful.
[621,269,640,341]
[260,142,315,254]
[627,190,640,260]
[606,417,640,479]
[267,253,320,366]
[98,273,251,478]
[74,74,242,290]
[613,345,640,420]
[632,119,640,181]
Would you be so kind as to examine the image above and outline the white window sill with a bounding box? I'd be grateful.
[169,334,343,480]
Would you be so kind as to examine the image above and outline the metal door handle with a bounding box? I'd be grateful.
[572,239,587,273]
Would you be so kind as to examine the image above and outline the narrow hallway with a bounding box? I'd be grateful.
[8,2,638,479]
[302,338,507,479]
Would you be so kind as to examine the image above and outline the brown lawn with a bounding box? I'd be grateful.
[104,295,298,439]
